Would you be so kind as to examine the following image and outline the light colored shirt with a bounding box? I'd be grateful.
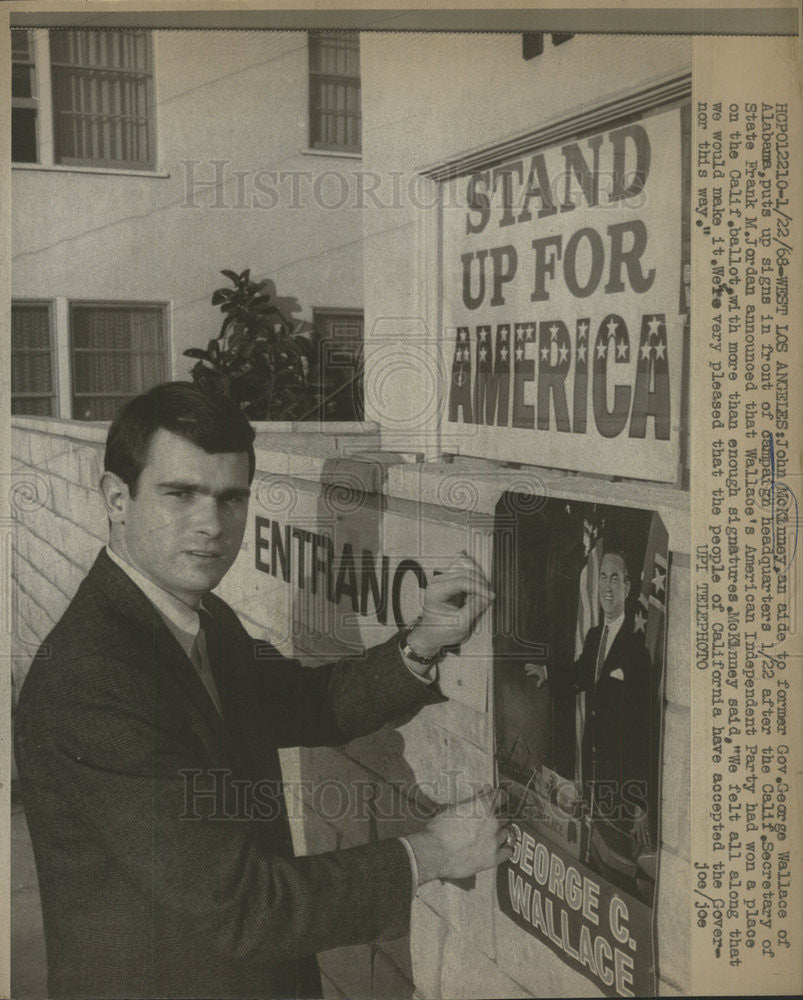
[105,547,222,712]
[599,612,625,663]
[400,655,438,685]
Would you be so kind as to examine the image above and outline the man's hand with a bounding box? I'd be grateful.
[524,663,548,688]
[405,553,494,660]
[405,787,512,884]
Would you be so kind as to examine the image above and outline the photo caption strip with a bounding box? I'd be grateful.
[691,34,802,997]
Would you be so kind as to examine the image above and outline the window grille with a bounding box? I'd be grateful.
[308,32,361,153]
[50,29,155,169]
[12,30,39,163]
[11,303,56,416]
[70,303,167,420]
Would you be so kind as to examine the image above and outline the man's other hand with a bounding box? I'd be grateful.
[406,553,494,659]
[524,663,548,688]
[406,787,512,884]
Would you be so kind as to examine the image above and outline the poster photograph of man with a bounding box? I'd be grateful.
[493,496,669,996]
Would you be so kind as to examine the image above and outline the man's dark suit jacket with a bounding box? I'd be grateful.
[552,622,655,824]
[15,550,444,999]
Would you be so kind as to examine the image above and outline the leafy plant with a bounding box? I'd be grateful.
[184,269,319,420]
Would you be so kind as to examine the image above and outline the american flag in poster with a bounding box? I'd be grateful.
[573,515,604,783]
[633,511,669,666]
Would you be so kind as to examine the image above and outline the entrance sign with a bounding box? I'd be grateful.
[442,106,683,481]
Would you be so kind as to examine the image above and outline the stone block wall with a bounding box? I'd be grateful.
[10,420,108,717]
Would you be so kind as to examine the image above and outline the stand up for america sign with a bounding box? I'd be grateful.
[442,105,684,482]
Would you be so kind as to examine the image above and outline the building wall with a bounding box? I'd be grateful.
[11,419,690,997]
[11,30,365,411]
[11,29,692,1000]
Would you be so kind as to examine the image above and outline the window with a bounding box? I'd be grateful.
[308,32,361,154]
[70,303,167,420]
[308,309,364,421]
[11,30,39,163]
[522,32,575,60]
[50,29,155,169]
[11,303,56,416]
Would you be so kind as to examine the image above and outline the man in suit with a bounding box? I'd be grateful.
[527,551,654,848]
[15,382,509,1000]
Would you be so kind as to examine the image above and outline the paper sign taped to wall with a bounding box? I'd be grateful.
[493,492,670,997]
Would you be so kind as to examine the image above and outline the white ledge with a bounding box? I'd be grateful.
[11,417,689,548]
[13,163,171,179]
[11,416,109,443]
[299,147,362,161]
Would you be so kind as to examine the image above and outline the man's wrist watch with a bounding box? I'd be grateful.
[399,623,441,665]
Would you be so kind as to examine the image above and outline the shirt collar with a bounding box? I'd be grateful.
[601,612,625,644]
[106,545,202,656]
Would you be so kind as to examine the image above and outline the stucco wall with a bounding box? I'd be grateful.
[11,418,690,997]
[12,30,364,388]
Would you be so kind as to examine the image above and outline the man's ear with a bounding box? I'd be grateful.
[100,471,130,524]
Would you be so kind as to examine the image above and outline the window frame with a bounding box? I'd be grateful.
[11,28,162,175]
[49,29,157,172]
[11,299,58,417]
[11,29,40,164]
[310,307,365,421]
[308,31,362,155]
[68,300,169,421]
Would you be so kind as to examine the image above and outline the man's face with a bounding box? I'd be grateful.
[111,429,251,607]
[598,553,629,622]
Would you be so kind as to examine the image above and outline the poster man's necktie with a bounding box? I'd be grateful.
[594,624,609,684]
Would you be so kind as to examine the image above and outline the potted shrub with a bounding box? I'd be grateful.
[184,269,319,421]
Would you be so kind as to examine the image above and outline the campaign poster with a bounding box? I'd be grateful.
[493,494,670,997]
[442,104,684,481]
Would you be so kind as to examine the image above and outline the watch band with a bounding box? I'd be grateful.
[399,624,440,665]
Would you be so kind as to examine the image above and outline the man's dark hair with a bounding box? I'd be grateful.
[104,382,256,494]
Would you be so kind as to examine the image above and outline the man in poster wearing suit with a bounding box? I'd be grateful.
[528,551,654,848]
[15,382,509,1000]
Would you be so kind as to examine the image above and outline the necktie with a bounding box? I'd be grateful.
[191,611,223,714]
[594,624,609,684]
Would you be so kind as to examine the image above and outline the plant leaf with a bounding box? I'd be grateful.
[220,269,240,284]
[184,348,211,360]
